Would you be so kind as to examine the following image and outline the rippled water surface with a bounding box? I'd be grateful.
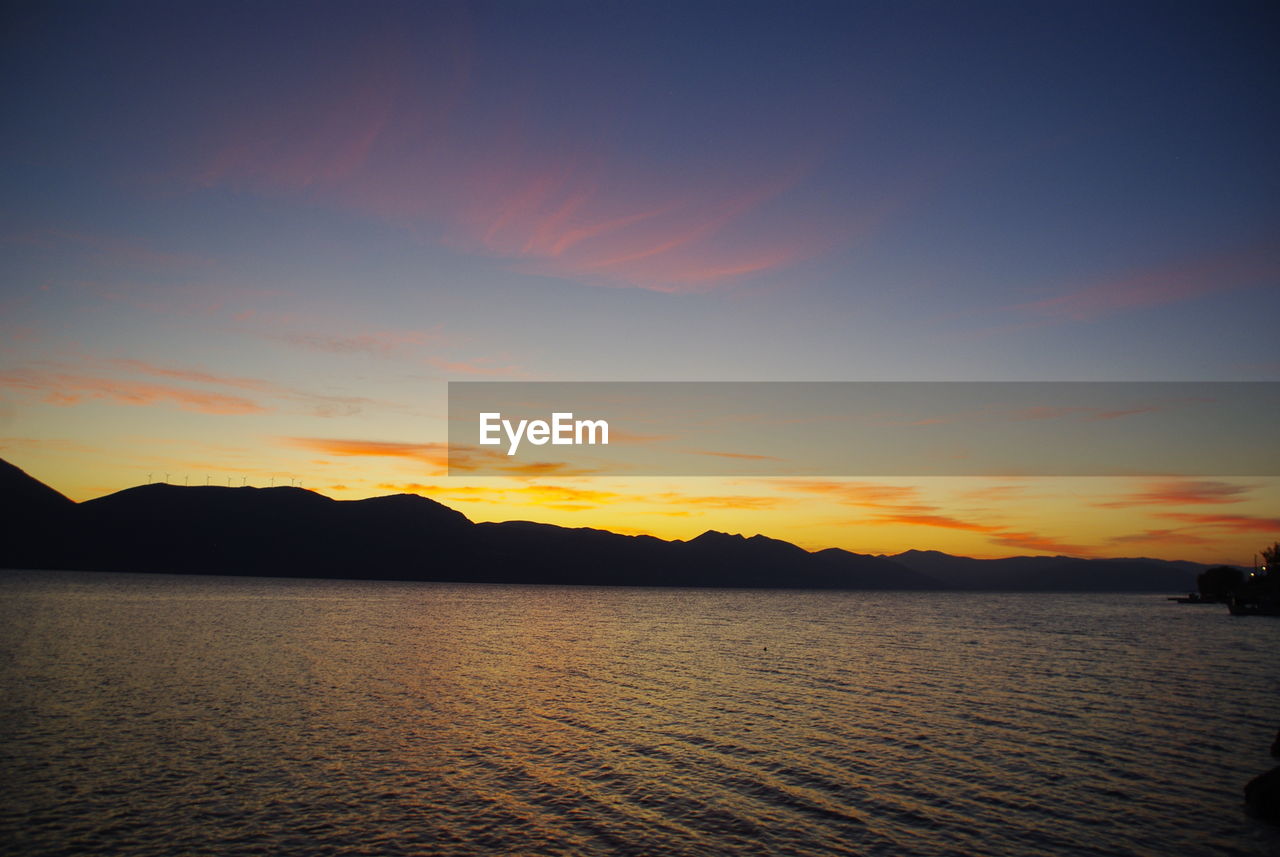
[2,570,1278,856]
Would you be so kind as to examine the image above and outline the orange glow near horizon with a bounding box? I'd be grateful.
[4,433,1276,567]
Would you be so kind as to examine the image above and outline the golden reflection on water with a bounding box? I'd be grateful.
[1,572,1278,856]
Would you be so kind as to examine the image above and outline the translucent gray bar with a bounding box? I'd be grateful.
[447,382,1280,476]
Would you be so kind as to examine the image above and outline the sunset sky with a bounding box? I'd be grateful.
[2,1,1277,565]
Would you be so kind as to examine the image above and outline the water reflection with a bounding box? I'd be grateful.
[1,572,1278,856]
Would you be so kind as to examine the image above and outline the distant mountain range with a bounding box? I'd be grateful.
[0,458,1210,591]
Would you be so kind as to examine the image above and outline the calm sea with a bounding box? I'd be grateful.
[2,570,1277,856]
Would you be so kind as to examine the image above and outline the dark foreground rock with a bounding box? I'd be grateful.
[1245,767,1280,825]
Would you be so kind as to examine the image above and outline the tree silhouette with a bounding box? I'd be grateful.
[1197,565,1243,600]
[1262,541,1279,573]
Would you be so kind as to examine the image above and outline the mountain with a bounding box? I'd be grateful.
[1,458,77,569]
[72,482,472,578]
[887,549,1202,591]
[0,458,1204,591]
[464,524,935,588]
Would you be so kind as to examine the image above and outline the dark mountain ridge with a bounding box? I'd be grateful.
[1,458,1206,591]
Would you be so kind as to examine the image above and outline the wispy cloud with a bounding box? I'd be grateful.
[987,531,1092,556]
[1096,479,1256,509]
[285,437,449,468]
[0,356,392,419]
[178,25,837,293]
[1109,528,1216,548]
[863,512,1000,533]
[1157,512,1280,534]
[369,481,781,514]
[0,369,266,415]
[688,449,786,462]
[1008,404,1167,422]
[112,358,380,417]
[427,356,526,377]
[1007,240,1279,323]
[656,493,782,510]
[777,479,931,510]
[260,324,525,377]
[268,328,445,358]
[781,478,1087,556]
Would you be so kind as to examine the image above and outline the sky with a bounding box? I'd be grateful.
[1,0,1277,565]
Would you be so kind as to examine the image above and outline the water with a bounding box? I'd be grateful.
[2,570,1278,857]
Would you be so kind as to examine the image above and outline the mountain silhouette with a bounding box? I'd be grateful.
[2,457,77,569]
[0,458,1205,591]
[885,548,1209,592]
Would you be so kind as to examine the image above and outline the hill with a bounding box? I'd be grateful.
[0,458,1204,591]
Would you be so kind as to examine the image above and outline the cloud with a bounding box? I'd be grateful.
[427,357,526,377]
[179,23,833,293]
[376,481,620,509]
[368,480,781,514]
[865,512,1001,533]
[268,328,445,357]
[439,443,606,477]
[987,531,1092,556]
[958,484,1031,503]
[111,359,285,394]
[0,368,267,415]
[486,461,603,477]
[513,485,619,505]
[656,493,782,510]
[112,358,380,417]
[1157,512,1280,534]
[783,478,1088,556]
[1108,529,1216,548]
[194,29,414,193]
[285,437,449,468]
[1008,404,1167,422]
[261,325,524,378]
[777,479,929,509]
[688,449,787,462]
[1,355,389,419]
[1008,240,1279,323]
[1096,479,1256,509]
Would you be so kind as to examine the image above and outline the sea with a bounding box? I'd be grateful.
[2,570,1278,857]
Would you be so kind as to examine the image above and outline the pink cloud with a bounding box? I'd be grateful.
[110,358,379,416]
[1158,512,1280,533]
[688,449,786,462]
[1096,479,1256,509]
[3,358,381,418]
[0,369,266,415]
[428,357,526,377]
[1009,240,1280,322]
[178,28,839,293]
[268,328,446,358]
